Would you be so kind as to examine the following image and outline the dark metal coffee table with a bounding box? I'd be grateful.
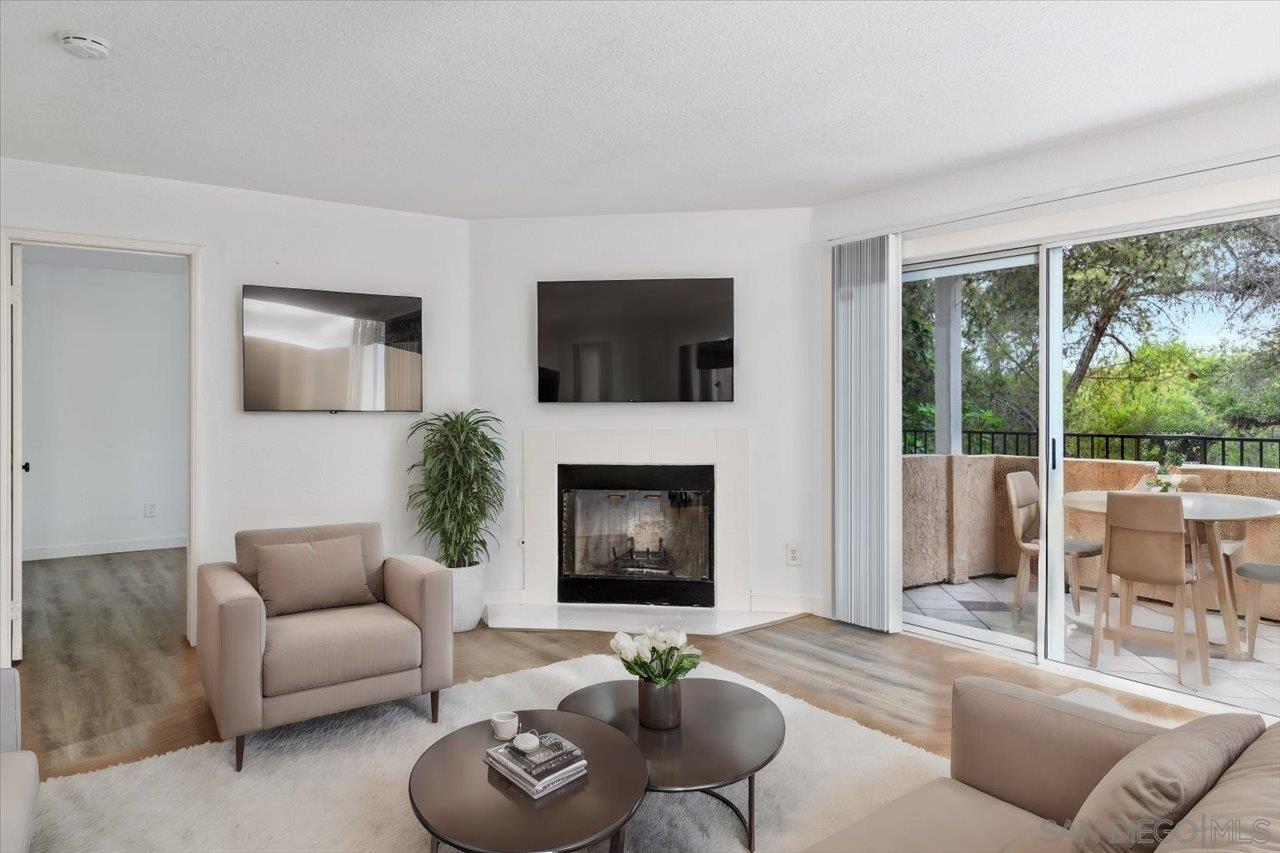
[408,709,648,853]
[558,679,785,852]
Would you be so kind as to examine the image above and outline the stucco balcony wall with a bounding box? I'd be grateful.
[903,455,1280,620]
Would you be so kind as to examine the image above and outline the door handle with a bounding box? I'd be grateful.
[21,462,29,472]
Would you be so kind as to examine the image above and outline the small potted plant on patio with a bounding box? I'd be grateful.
[610,626,702,730]
[1143,448,1187,492]
[408,409,505,631]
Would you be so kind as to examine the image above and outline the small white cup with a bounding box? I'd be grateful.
[491,711,519,740]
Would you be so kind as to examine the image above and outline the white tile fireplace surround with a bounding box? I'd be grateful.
[487,428,789,635]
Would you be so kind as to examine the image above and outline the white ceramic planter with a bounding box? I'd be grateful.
[450,563,486,632]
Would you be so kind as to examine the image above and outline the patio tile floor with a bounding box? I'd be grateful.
[904,576,1280,716]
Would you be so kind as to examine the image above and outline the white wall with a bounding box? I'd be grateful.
[21,246,188,558]
[1,159,471,592]
[469,209,825,608]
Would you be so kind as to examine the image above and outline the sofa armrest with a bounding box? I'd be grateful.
[0,667,19,752]
[950,677,1163,826]
[385,556,454,693]
[196,562,265,739]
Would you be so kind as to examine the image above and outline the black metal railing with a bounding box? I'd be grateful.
[902,429,1280,469]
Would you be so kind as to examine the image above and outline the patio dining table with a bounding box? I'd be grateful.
[1063,490,1280,660]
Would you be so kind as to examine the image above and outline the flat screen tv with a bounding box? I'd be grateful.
[242,284,423,412]
[537,278,734,402]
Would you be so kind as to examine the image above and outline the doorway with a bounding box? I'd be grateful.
[2,235,199,771]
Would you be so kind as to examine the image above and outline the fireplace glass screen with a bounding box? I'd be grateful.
[561,489,711,581]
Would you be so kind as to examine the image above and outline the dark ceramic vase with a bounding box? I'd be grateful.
[638,679,681,729]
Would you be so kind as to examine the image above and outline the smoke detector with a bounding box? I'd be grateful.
[57,32,110,60]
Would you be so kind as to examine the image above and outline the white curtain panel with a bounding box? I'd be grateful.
[832,235,903,632]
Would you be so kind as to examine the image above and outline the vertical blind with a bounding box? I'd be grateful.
[832,235,902,632]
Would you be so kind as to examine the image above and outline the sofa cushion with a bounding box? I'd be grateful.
[235,522,387,599]
[263,603,421,697]
[1156,721,1280,852]
[805,777,1053,853]
[1071,713,1265,853]
[0,750,39,853]
[256,535,376,617]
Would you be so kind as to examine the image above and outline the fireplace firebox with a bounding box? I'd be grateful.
[558,464,714,607]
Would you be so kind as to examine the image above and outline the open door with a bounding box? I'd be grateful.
[2,242,21,665]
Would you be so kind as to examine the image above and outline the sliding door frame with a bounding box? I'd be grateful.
[898,246,1042,655]
[0,228,203,665]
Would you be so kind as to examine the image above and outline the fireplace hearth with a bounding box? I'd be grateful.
[558,464,714,607]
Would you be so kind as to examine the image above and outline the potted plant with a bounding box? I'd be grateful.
[1143,447,1187,492]
[407,409,505,631]
[609,627,702,729]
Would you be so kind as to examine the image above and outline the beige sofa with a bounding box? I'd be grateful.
[197,522,453,770]
[808,677,1278,852]
[1,668,38,853]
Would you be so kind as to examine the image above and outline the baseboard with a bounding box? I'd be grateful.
[749,593,822,614]
[22,536,188,561]
[485,589,526,605]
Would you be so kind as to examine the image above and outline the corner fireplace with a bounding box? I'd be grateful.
[558,464,714,607]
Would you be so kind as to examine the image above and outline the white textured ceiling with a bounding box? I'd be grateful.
[2,0,1278,219]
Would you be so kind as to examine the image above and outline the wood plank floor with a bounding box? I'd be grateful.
[16,551,1197,780]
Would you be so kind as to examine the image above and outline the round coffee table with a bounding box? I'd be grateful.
[408,709,648,853]
[558,679,785,852]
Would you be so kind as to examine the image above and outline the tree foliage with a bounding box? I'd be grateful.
[902,214,1280,444]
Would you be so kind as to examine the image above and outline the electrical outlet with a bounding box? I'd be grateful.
[143,502,157,518]
[785,543,801,566]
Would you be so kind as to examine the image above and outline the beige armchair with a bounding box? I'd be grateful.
[197,522,453,770]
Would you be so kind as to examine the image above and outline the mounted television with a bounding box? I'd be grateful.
[242,285,422,412]
[537,278,734,403]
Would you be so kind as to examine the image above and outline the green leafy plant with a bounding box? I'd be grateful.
[407,409,505,568]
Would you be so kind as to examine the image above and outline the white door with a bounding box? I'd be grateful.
[2,242,22,664]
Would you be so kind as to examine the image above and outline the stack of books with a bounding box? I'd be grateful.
[484,733,587,799]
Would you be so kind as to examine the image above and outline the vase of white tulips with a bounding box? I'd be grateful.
[609,626,702,730]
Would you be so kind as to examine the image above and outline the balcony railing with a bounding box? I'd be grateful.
[902,429,1280,469]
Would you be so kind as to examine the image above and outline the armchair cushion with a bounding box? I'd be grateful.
[263,603,421,697]
[235,522,387,600]
[256,535,375,617]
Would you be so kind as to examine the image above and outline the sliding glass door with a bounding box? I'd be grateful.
[1043,213,1280,717]
[899,249,1042,652]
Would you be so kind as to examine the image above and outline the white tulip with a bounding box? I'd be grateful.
[634,635,653,658]
[609,631,630,655]
[671,629,687,648]
[644,625,668,651]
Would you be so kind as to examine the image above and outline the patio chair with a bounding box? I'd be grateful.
[1179,475,1247,614]
[1234,562,1279,660]
[1090,492,1213,686]
[1005,471,1101,622]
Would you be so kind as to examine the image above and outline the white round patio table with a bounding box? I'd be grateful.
[1063,490,1280,659]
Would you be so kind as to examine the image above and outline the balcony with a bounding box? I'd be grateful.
[901,440,1280,714]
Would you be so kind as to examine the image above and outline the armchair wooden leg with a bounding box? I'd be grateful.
[235,735,245,772]
[430,690,440,723]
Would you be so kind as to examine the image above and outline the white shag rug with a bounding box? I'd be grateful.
[33,656,946,853]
